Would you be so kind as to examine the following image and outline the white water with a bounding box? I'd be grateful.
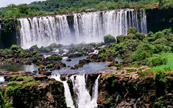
[50,74,101,108]
[91,75,101,107]
[0,76,5,82]
[18,9,147,49]
[50,74,75,108]
[70,74,101,108]
[140,9,147,35]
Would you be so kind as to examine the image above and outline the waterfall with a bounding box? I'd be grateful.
[91,75,101,107]
[50,74,75,108]
[19,15,72,49]
[70,74,101,108]
[18,9,147,49]
[0,76,5,83]
[140,9,147,35]
[50,74,101,108]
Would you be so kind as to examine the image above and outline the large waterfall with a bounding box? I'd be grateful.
[50,74,101,108]
[18,9,147,49]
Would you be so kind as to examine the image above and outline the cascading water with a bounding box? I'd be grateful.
[70,74,101,108]
[50,74,75,108]
[0,76,5,83]
[18,9,147,49]
[19,15,72,49]
[140,9,147,35]
[91,75,101,107]
[50,74,101,108]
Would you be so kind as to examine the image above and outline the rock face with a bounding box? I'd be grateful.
[1,72,173,108]
[97,73,173,108]
[2,79,66,108]
[146,8,173,33]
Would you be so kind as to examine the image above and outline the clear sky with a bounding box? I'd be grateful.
[0,0,46,8]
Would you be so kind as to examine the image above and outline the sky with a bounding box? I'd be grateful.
[0,0,46,8]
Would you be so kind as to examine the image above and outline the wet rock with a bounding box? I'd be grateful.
[46,92,54,103]
[2,79,66,108]
[86,73,101,96]
[60,74,67,81]
[66,58,72,62]
[26,72,32,76]
[97,73,173,108]
[71,66,78,70]
[40,71,52,76]
[4,75,19,81]
[34,75,47,80]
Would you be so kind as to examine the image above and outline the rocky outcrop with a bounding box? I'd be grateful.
[1,77,67,108]
[97,72,173,108]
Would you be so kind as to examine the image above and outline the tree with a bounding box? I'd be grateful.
[18,5,29,15]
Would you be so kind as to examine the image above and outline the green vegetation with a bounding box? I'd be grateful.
[99,28,173,72]
[47,64,53,68]
[5,76,40,103]
[104,35,116,44]
[47,55,62,61]
[0,0,172,18]
[0,45,42,58]
[0,88,13,108]
[1,76,66,107]
[0,76,40,108]
[147,53,173,72]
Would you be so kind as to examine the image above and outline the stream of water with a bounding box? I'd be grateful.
[50,74,101,108]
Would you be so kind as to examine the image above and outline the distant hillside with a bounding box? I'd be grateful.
[0,0,172,18]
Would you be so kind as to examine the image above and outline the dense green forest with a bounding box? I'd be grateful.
[0,0,172,18]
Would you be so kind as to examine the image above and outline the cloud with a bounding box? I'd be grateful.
[0,0,46,8]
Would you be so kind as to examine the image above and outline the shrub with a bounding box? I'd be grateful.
[32,49,42,57]
[10,45,23,53]
[154,44,171,53]
[147,55,167,66]
[153,38,167,44]
[69,46,78,52]
[131,50,151,61]
[30,45,38,49]
[104,34,116,44]
[154,31,165,39]
[154,70,166,97]
[147,31,154,37]
[154,100,163,108]
[47,64,53,68]
[135,32,145,40]
[162,29,171,37]
[127,27,137,35]
[127,33,136,39]
[48,55,62,61]
[131,43,155,61]
[0,88,12,108]
[116,35,126,43]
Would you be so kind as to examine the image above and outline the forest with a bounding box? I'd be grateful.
[0,0,172,18]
